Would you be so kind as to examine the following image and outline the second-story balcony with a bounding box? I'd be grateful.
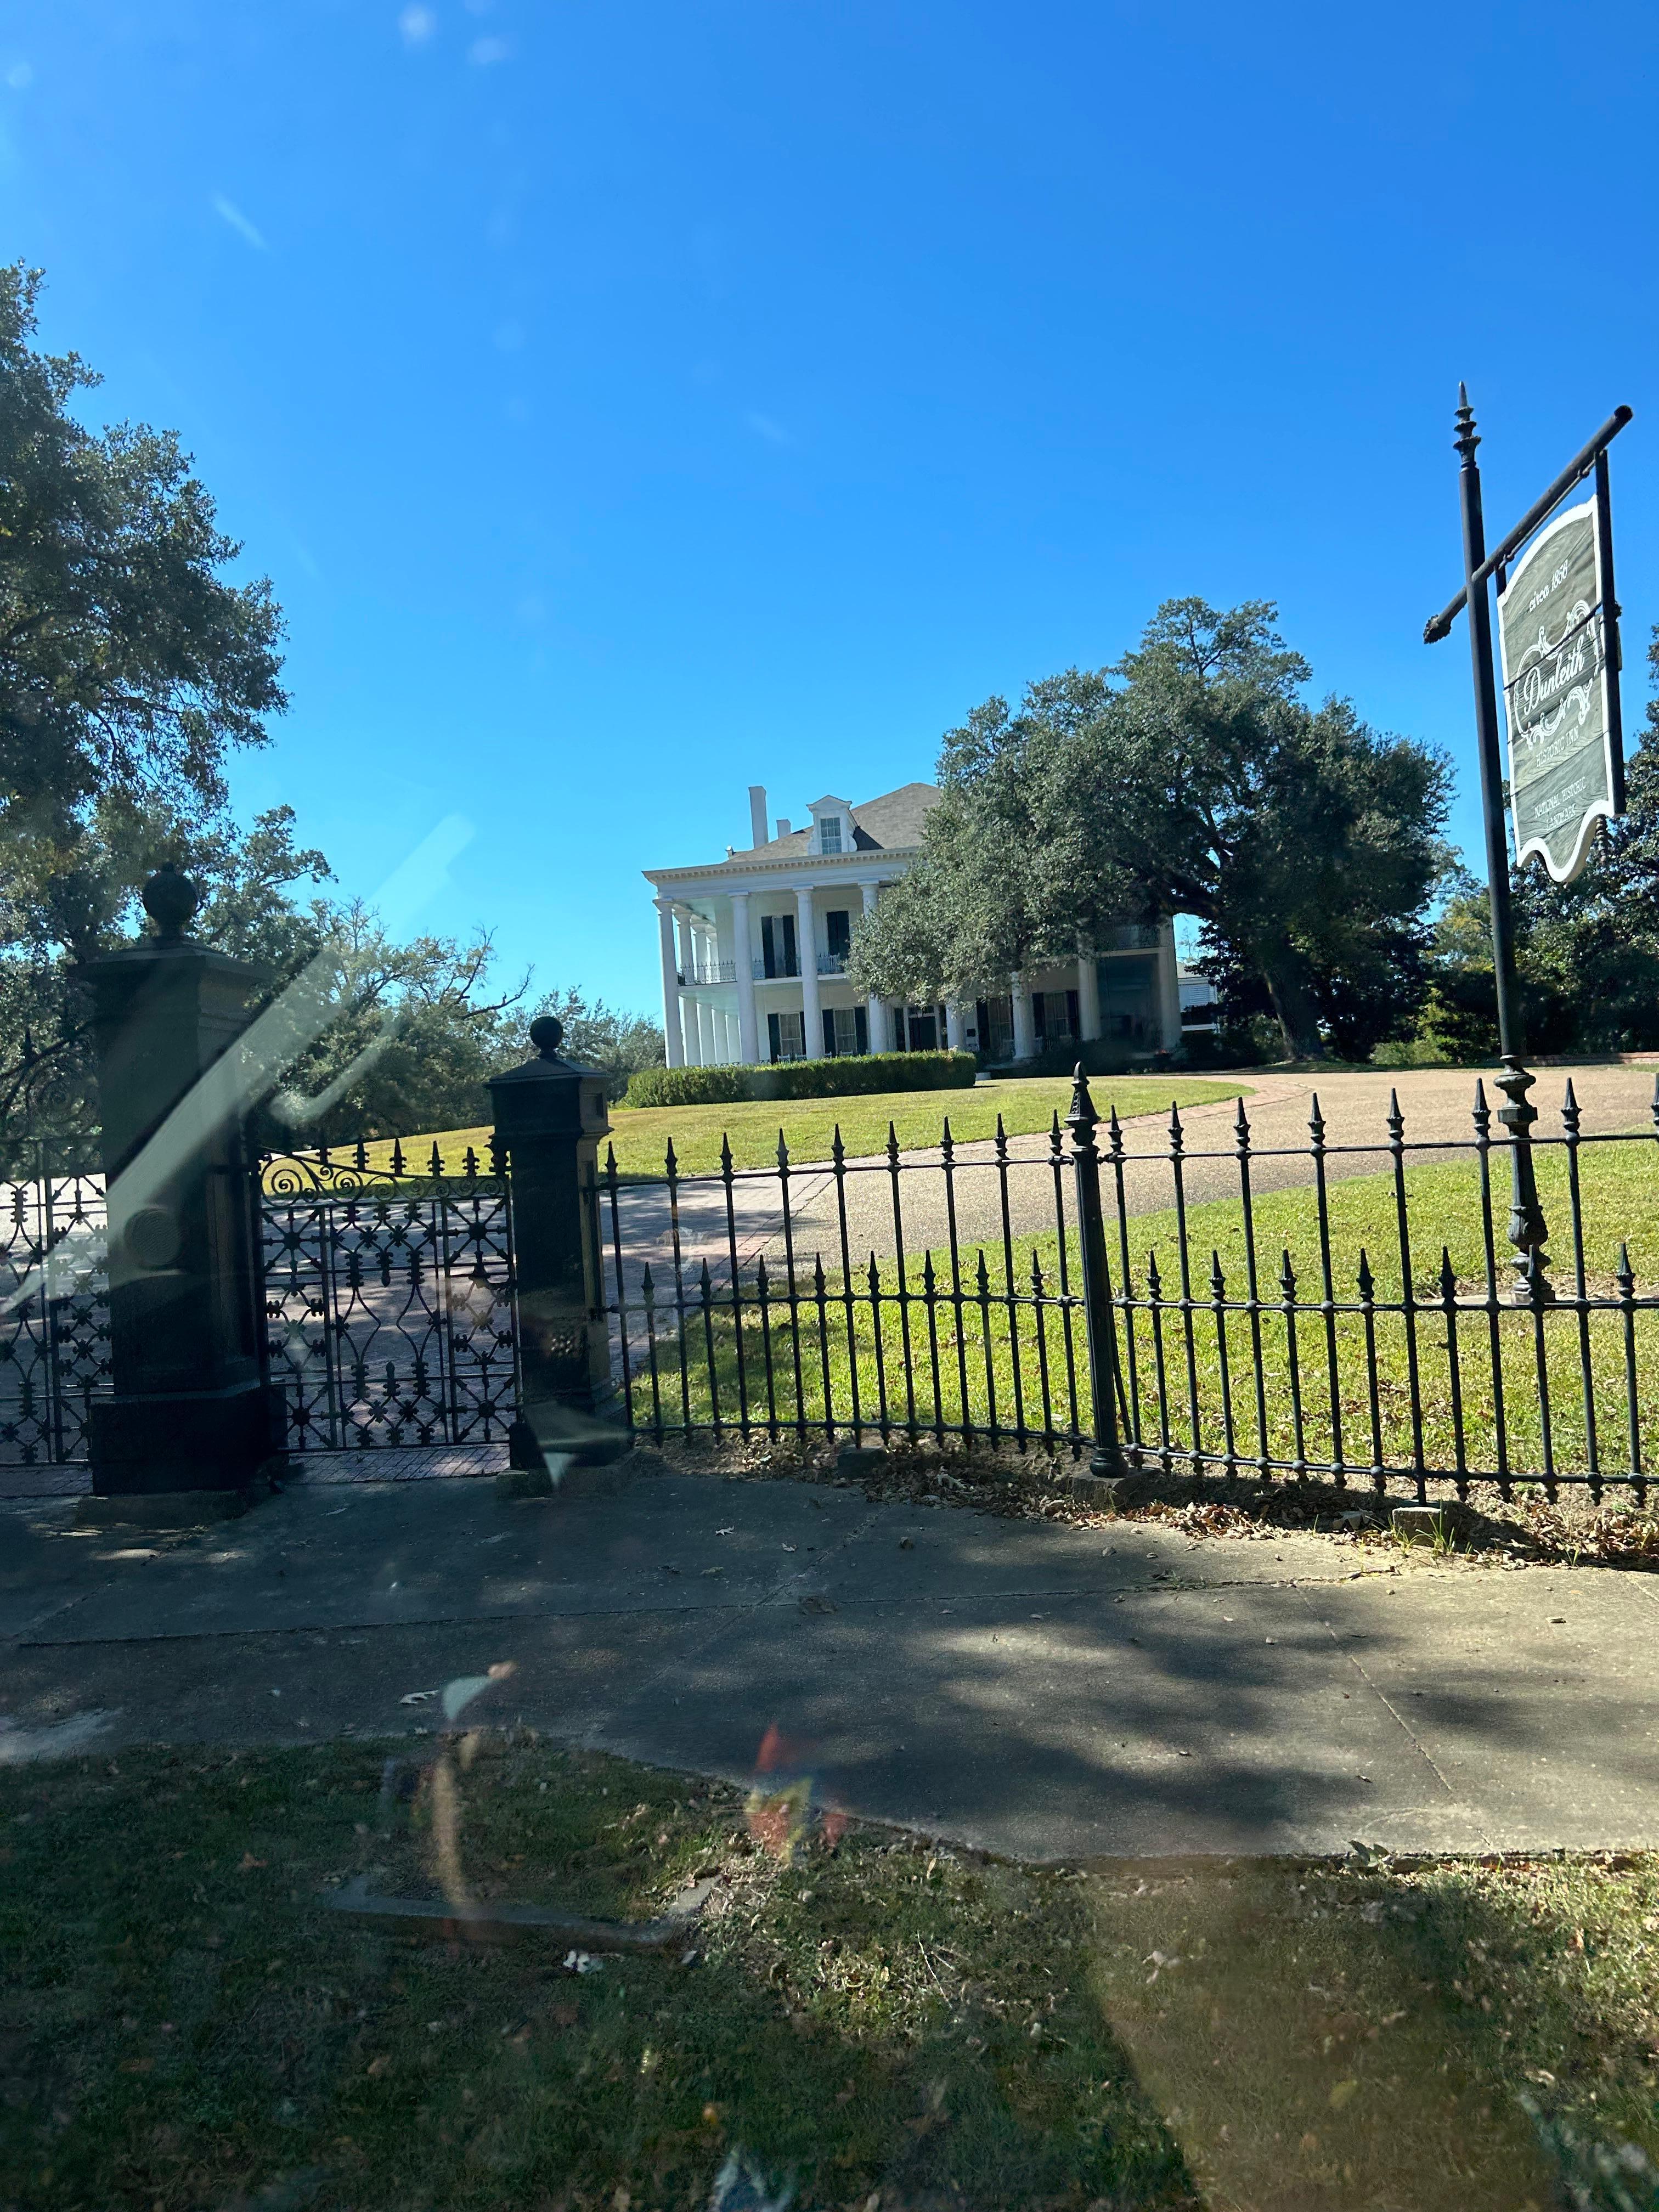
[751,952,849,980]
[677,959,737,985]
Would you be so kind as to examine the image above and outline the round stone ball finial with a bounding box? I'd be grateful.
[141,861,202,942]
[528,1014,565,1059]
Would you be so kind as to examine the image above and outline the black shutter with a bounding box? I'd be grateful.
[781,912,797,975]
[1066,989,1080,1039]
[761,915,777,980]
[767,1012,781,1063]
[855,1005,868,1054]
[823,1008,837,1056]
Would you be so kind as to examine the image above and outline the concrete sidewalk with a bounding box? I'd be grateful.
[4,1462,1657,1859]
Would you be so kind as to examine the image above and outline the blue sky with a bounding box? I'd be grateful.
[5,1,1657,1017]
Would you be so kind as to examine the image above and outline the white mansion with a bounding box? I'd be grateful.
[645,781,1182,1069]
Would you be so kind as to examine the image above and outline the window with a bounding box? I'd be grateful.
[1034,990,1078,1042]
[823,1006,865,1055]
[760,912,798,978]
[1098,953,1157,1041]
[768,1009,806,1060]
[979,995,1014,1060]
[818,815,842,854]
[826,909,851,963]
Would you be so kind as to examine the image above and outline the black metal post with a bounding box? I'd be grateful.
[1453,387,1551,1305]
[79,865,285,1503]
[1066,1065,1126,1479]
[1595,446,1627,814]
[486,1017,629,1469]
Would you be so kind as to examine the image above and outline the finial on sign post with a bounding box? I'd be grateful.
[1454,382,1480,462]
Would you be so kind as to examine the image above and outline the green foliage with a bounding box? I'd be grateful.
[531,985,663,1099]
[0,264,286,957]
[850,599,1451,1062]
[753,1048,976,1100]
[0,268,663,1139]
[619,1063,754,1110]
[2,803,334,1128]
[621,1051,976,1111]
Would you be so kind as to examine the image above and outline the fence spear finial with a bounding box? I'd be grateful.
[1065,1063,1097,1136]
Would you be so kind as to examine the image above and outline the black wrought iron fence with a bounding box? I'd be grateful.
[259,1138,519,1453]
[0,1129,109,1466]
[599,1068,1659,1503]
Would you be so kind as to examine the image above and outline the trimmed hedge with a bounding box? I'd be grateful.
[620,1050,976,1111]
[617,1064,751,1110]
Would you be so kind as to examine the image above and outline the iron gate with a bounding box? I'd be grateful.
[0,1130,109,1466]
[259,1139,520,1453]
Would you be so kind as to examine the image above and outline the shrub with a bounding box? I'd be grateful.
[1370,1036,1456,1070]
[1024,1038,1161,1080]
[618,1064,752,1110]
[619,1051,976,1110]
[751,1051,976,1101]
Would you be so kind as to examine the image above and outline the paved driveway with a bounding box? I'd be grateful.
[610,1063,1659,1289]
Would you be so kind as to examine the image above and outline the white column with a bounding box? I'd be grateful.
[1077,945,1101,1043]
[695,998,716,1065]
[1156,924,1182,1051]
[720,1006,737,1063]
[796,885,821,1058]
[656,900,685,1068]
[945,1003,966,1051]
[1011,972,1035,1061]
[859,884,889,1052]
[675,906,697,987]
[730,892,759,1063]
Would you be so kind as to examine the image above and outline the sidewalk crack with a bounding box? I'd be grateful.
[1292,1584,1489,1846]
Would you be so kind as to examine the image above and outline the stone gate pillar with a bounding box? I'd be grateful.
[487,1016,628,1469]
[82,865,284,1499]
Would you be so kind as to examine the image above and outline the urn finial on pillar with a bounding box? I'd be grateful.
[140,861,202,943]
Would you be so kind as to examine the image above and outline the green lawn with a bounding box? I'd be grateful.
[625,1138,1659,1490]
[5,1740,1656,2209]
[341,1075,1249,1184]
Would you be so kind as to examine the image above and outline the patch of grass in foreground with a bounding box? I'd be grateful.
[5,1743,1659,2211]
[0,1739,1186,2212]
[347,1074,1250,1184]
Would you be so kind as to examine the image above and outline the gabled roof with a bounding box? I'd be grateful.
[708,781,941,868]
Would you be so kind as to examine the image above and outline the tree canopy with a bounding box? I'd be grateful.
[847,598,1453,1059]
[1,267,662,1139]
[1,264,287,960]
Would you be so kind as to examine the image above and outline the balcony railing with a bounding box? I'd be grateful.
[677,960,736,986]
[751,952,851,980]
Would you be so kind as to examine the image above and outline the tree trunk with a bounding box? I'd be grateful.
[1262,952,1324,1061]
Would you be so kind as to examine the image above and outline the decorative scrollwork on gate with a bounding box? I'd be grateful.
[259,1139,518,1452]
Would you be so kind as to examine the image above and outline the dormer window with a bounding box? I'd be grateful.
[806,793,854,859]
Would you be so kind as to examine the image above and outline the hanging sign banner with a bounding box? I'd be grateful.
[1497,492,1623,883]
